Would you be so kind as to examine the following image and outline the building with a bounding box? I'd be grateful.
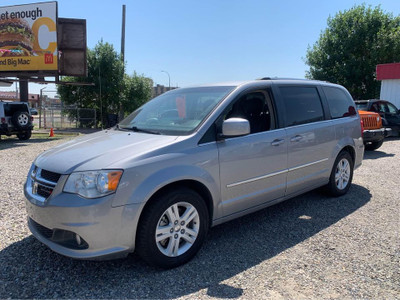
[376,63,400,108]
[152,84,178,98]
[0,91,39,107]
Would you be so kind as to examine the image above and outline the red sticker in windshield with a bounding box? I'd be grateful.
[176,96,186,118]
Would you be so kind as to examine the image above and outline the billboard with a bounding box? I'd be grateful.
[0,1,58,72]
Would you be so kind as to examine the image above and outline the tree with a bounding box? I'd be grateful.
[305,5,400,99]
[57,41,152,126]
[122,72,153,114]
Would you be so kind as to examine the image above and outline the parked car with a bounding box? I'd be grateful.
[0,100,33,140]
[30,107,38,115]
[355,99,400,136]
[24,79,364,268]
[358,110,390,150]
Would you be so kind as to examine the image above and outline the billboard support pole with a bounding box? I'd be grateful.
[19,78,28,103]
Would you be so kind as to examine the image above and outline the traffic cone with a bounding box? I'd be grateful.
[49,128,55,137]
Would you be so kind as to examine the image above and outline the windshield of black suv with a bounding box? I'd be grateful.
[118,86,234,135]
[356,102,369,110]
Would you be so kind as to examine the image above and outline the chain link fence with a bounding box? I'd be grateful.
[33,106,97,129]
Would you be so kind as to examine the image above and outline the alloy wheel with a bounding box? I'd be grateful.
[155,202,200,257]
[18,113,29,126]
[335,158,351,190]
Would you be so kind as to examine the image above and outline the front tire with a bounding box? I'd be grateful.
[326,151,354,197]
[365,139,384,151]
[136,188,209,269]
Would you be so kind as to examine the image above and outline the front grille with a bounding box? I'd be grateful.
[37,184,53,198]
[361,115,378,129]
[31,166,61,200]
[40,169,61,183]
[30,218,53,238]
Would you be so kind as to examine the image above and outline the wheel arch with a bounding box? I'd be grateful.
[331,136,358,167]
[137,179,214,230]
[340,145,355,165]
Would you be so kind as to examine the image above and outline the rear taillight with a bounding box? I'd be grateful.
[1,117,6,124]
[31,116,34,121]
[360,119,364,138]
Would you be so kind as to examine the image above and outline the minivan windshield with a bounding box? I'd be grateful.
[118,86,234,135]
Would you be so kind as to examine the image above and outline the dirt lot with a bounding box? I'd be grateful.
[0,134,399,299]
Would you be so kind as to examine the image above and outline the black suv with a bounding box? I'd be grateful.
[0,101,33,140]
[355,99,400,137]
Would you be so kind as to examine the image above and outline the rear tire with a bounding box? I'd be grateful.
[17,130,32,140]
[136,187,209,269]
[365,139,383,151]
[326,151,354,197]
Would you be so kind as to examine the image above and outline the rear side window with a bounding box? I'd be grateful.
[323,87,356,119]
[280,86,324,127]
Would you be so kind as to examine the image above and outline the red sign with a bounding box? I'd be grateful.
[44,53,53,64]
[376,63,400,80]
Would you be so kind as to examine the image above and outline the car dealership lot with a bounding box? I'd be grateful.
[0,135,399,299]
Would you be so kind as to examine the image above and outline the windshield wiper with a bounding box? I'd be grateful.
[116,124,161,134]
[116,124,128,131]
[130,126,161,135]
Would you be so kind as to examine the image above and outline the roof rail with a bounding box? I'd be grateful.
[257,77,311,81]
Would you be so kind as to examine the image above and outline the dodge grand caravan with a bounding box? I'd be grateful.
[25,79,364,268]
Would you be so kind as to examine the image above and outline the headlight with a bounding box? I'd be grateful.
[64,170,123,198]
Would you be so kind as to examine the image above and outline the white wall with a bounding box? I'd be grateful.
[380,79,400,108]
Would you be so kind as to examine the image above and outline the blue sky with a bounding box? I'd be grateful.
[1,0,400,95]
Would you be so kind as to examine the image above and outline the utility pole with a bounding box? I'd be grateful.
[121,5,126,63]
[119,4,126,122]
[99,64,103,129]
[39,86,47,129]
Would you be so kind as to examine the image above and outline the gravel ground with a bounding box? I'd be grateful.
[0,135,399,299]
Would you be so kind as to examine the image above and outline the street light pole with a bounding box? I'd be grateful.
[161,70,170,89]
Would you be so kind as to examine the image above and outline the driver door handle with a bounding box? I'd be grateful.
[290,135,303,142]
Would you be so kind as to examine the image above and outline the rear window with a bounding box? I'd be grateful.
[3,103,29,116]
[323,87,356,118]
[280,86,324,127]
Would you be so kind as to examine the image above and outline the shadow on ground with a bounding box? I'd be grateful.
[0,137,63,150]
[0,185,371,299]
[363,150,395,160]
[362,136,399,160]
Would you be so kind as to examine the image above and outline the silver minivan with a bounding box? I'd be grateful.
[24,79,364,268]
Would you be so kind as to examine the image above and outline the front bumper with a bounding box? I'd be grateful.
[362,128,390,143]
[24,167,143,260]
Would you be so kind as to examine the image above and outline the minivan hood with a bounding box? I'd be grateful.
[34,130,178,174]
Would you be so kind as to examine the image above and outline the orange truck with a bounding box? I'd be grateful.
[359,110,391,150]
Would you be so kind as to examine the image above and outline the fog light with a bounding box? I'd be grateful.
[75,234,81,245]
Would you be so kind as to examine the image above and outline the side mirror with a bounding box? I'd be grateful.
[221,118,250,137]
